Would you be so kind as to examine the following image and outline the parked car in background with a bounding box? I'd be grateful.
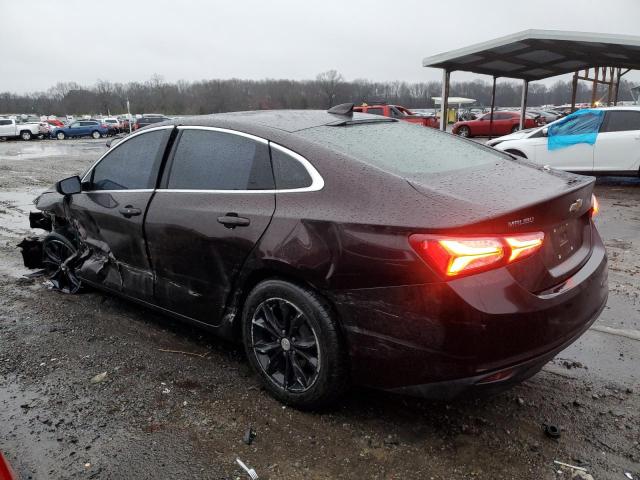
[353,103,439,128]
[0,118,41,140]
[46,119,65,128]
[133,115,171,130]
[452,111,542,137]
[51,120,109,140]
[489,107,640,176]
[527,109,560,124]
[23,107,607,408]
[100,118,121,135]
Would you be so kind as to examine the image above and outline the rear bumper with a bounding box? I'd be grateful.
[332,229,608,395]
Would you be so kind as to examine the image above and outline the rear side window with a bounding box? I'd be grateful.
[166,129,274,190]
[299,122,497,175]
[90,129,170,190]
[367,107,385,116]
[271,146,312,190]
[0,119,11,125]
[602,111,640,132]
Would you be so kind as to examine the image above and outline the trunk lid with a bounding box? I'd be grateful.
[407,160,595,292]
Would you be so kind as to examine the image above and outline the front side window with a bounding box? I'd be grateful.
[166,129,273,190]
[90,129,171,190]
[602,111,640,132]
[70,122,80,128]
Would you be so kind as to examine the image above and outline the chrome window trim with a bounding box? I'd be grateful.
[80,125,175,183]
[79,189,154,194]
[160,126,324,194]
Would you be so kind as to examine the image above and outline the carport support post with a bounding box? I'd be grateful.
[519,79,529,130]
[488,76,497,140]
[440,69,450,131]
[570,72,579,111]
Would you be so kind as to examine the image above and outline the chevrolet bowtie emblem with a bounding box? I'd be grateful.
[569,198,583,213]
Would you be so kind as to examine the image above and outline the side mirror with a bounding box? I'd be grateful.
[542,127,549,136]
[56,175,82,195]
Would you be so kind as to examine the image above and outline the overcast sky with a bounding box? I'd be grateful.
[2,0,640,93]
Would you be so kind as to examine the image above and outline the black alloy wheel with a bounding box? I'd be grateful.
[242,280,349,409]
[251,297,320,393]
[42,232,81,293]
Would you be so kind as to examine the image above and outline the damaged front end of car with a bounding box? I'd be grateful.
[18,185,84,294]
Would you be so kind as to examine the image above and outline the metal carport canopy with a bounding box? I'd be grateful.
[423,29,640,131]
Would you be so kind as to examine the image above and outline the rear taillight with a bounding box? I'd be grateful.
[590,194,599,217]
[410,232,544,278]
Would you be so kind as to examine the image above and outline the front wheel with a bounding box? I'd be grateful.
[20,130,32,141]
[457,126,470,137]
[91,130,101,139]
[56,131,66,140]
[42,232,82,293]
[242,280,349,409]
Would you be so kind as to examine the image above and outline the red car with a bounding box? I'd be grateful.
[46,119,64,128]
[354,103,439,128]
[452,111,542,138]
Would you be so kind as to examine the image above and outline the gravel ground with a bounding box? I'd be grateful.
[0,138,638,480]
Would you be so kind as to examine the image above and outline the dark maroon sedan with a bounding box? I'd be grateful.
[21,105,608,408]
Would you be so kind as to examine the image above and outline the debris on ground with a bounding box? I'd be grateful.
[236,458,259,479]
[90,372,107,384]
[243,428,256,446]
[544,424,561,439]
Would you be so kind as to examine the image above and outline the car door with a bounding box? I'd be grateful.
[533,113,597,173]
[593,110,640,174]
[0,119,13,136]
[475,113,491,136]
[144,126,276,325]
[68,126,174,300]
[68,121,82,136]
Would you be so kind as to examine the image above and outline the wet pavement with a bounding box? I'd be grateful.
[0,138,638,479]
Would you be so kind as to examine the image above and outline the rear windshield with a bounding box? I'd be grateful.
[298,122,499,174]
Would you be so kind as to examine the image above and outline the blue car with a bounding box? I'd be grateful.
[52,120,109,140]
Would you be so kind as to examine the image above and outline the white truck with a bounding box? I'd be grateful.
[0,118,42,140]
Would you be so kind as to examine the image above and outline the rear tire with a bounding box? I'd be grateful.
[20,130,32,141]
[511,125,520,133]
[457,126,471,138]
[242,279,349,409]
[91,130,101,139]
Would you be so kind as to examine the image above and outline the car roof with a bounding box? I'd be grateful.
[168,110,382,133]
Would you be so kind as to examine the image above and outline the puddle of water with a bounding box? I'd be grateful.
[0,139,107,161]
[0,189,45,237]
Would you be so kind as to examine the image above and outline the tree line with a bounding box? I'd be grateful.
[0,70,637,116]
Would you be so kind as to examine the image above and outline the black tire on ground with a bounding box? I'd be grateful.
[91,130,101,139]
[241,279,349,409]
[56,131,66,140]
[20,130,32,141]
[511,125,520,133]
[457,126,471,137]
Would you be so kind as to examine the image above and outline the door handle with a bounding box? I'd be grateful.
[217,213,250,228]
[118,205,142,218]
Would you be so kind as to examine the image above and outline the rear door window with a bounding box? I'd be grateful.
[90,128,171,190]
[165,129,274,190]
[602,111,640,132]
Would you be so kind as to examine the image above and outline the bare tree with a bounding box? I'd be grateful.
[316,70,344,107]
